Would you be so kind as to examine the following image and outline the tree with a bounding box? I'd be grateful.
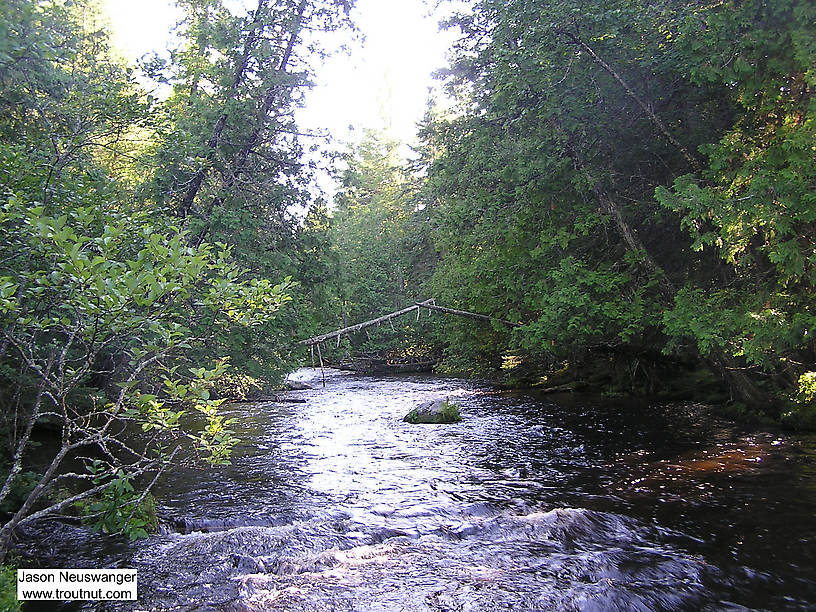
[421,0,815,404]
[655,0,816,404]
[0,0,151,203]
[325,131,435,361]
[0,0,293,558]
[144,0,352,256]
[139,0,355,374]
[0,198,289,559]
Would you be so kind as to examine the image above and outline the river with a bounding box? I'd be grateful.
[20,368,816,610]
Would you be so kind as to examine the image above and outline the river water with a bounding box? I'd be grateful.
[22,368,816,610]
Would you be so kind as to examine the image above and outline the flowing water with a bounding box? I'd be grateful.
[20,368,816,611]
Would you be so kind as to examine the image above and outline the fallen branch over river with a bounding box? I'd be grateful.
[299,299,518,347]
[414,302,519,329]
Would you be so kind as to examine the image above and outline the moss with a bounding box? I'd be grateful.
[440,400,463,423]
[715,402,777,427]
[404,400,463,424]
[403,409,420,423]
[140,492,159,533]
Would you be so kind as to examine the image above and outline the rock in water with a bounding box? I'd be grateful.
[403,398,462,424]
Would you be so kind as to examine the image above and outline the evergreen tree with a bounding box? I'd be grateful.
[420,0,815,407]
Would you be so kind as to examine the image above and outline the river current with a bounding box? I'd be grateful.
[21,368,816,610]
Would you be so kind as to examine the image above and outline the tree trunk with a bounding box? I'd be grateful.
[592,186,676,302]
[301,300,435,346]
[560,28,703,172]
[416,302,519,328]
[177,0,270,218]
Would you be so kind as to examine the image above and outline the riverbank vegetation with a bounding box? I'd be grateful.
[0,0,351,559]
[327,0,815,428]
[0,0,814,563]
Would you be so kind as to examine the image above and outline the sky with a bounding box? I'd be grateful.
[104,0,461,196]
[296,0,458,147]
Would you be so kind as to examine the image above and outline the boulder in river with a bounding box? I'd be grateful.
[403,398,462,424]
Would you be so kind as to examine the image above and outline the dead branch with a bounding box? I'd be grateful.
[300,299,434,346]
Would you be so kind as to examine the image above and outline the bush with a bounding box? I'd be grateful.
[0,471,40,517]
[0,563,20,611]
[78,466,159,541]
[211,372,264,401]
[782,372,816,431]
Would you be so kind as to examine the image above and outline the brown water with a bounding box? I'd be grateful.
[20,368,816,610]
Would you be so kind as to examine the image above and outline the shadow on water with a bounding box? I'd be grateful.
[18,368,816,611]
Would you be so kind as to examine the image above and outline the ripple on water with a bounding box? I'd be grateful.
[119,507,719,611]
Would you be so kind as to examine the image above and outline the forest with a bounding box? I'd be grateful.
[323,0,816,423]
[0,0,814,593]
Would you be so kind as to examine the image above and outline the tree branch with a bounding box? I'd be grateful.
[560,28,703,172]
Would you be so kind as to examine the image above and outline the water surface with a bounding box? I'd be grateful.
[23,368,816,610]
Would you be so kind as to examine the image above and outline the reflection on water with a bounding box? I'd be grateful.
[24,368,816,610]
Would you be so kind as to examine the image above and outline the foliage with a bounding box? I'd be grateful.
[141,0,356,375]
[82,464,158,541]
[440,400,463,424]
[0,187,290,552]
[0,562,20,612]
[413,0,815,411]
[0,471,39,517]
[653,0,816,378]
[0,0,332,558]
[211,371,265,401]
[320,131,436,362]
[783,372,816,430]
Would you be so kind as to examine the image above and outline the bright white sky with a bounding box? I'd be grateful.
[104,0,461,196]
[297,0,458,146]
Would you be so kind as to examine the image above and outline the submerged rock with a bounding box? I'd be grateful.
[403,398,462,424]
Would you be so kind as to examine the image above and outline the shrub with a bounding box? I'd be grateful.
[0,563,20,611]
[782,372,816,430]
[212,372,264,401]
[78,466,159,541]
[0,471,40,517]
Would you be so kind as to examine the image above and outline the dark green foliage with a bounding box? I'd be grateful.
[653,0,816,376]
[0,562,20,611]
[139,0,355,377]
[414,0,815,412]
[0,471,39,517]
[81,464,158,541]
[318,131,438,363]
